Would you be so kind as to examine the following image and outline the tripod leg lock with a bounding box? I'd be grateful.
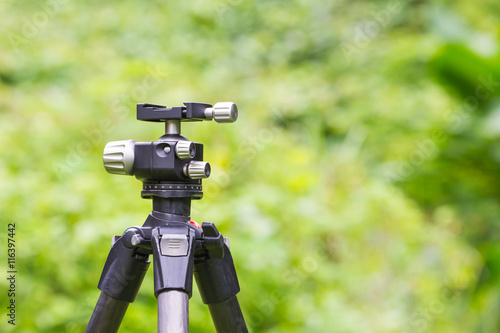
[194,244,241,304]
[152,224,196,298]
[97,236,151,303]
[200,222,225,259]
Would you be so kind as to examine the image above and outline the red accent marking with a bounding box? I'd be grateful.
[190,221,202,229]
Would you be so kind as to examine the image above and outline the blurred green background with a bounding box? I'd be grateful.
[1,0,500,332]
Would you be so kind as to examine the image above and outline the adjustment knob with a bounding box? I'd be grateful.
[103,140,135,175]
[175,141,196,159]
[204,102,238,123]
[184,161,211,179]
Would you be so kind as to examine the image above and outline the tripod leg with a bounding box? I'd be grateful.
[158,290,189,332]
[207,296,246,333]
[85,293,129,333]
[194,244,248,333]
[85,235,150,333]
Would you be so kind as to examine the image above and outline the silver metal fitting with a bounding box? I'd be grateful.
[165,119,181,135]
[175,141,196,159]
[103,140,136,175]
[184,161,211,179]
[204,102,238,123]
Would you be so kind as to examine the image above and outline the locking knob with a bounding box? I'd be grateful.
[184,161,211,179]
[204,102,238,123]
[175,141,196,159]
[103,140,135,175]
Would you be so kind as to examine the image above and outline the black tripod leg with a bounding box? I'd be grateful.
[85,236,150,333]
[85,293,129,333]
[207,296,246,333]
[194,244,248,333]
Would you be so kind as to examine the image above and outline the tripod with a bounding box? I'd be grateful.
[85,102,248,333]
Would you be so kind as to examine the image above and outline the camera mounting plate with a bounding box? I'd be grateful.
[137,102,212,122]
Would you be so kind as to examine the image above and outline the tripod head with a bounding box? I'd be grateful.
[102,102,238,200]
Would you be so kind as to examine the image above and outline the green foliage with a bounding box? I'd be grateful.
[1,0,499,332]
